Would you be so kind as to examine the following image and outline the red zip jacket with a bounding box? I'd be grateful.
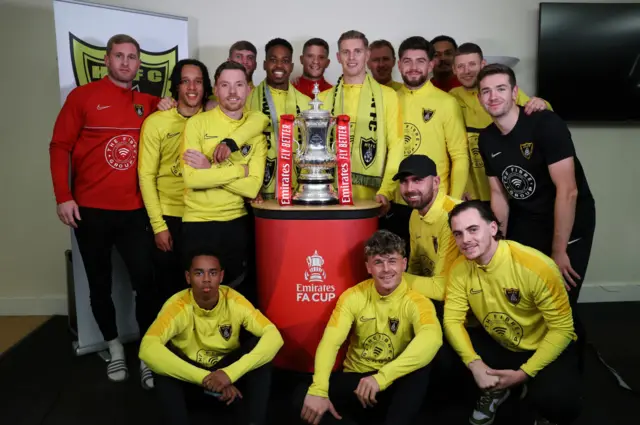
[49,76,160,210]
[292,75,333,99]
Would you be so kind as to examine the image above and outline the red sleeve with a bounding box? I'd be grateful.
[49,88,85,204]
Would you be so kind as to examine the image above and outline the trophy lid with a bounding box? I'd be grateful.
[301,82,331,119]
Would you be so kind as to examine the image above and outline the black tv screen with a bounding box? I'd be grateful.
[537,3,640,123]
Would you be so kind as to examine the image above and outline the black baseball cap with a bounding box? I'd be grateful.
[392,155,438,181]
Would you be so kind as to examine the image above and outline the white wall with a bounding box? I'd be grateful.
[0,0,638,314]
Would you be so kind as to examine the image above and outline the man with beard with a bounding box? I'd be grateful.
[50,34,160,385]
[444,201,581,425]
[297,230,442,425]
[430,35,462,92]
[139,59,267,306]
[139,249,283,425]
[181,61,268,304]
[292,38,333,99]
[450,43,549,201]
[393,155,461,302]
[367,39,403,90]
[319,30,403,216]
[385,36,468,255]
[476,64,596,308]
[247,38,311,200]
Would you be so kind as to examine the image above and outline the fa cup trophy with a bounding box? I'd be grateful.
[291,84,339,205]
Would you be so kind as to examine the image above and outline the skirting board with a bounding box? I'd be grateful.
[0,283,639,315]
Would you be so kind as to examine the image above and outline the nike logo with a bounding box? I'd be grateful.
[97,104,110,110]
[568,238,582,245]
[359,316,375,322]
[204,134,218,139]
[167,132,180,138]
[470,288,483,295]
[491,152,502,158]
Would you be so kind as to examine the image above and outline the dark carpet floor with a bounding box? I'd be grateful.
[0,302,638,425]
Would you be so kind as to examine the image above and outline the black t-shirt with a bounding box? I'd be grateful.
[478,108,594,229]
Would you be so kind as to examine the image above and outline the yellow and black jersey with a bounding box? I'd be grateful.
[403,190,462,301]
[307,278,442,397]
[443,240,576,377]
[139,287,283,385]
[181,107,267,222]
[397,81,469,200]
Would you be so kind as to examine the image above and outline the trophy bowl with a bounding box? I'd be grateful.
[292,84,339,205]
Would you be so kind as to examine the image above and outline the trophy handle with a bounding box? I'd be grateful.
[327,117,337,154]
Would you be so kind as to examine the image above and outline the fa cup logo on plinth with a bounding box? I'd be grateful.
[304,250,327,283]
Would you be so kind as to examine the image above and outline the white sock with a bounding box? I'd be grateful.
[140,360,154,389]
[106,338,127,381]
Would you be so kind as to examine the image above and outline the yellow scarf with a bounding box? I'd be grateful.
[324,73,386,189]
[248,80,302,197]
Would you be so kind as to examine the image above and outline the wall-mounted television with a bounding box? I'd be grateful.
[537,2,640,123]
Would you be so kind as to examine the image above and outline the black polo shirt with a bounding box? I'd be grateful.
[478,108,594,232]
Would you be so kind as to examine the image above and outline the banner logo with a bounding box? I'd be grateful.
[305,250,327,283]
[69,33,178,97]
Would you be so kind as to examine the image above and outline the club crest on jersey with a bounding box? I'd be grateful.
[432,236,439,253]
[134,104,144,117]
[360,137,377,168]
[388,317,399,334]
[422,108,435,123]
[219,324,232,341]
[69,33,177,97]
[520,142,534,160]
[264,158,276,186]
[241,145,251,157]
[504,288,521,305]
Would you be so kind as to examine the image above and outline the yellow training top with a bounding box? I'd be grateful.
[139,287,283,385]
[181,107,268,222]
[443,240,576,377]
[403,190,462,301]
[139,107,267,233]
[397,81,469,200]
[308,278,442,397]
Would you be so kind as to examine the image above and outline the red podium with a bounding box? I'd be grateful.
[253,200,380,372]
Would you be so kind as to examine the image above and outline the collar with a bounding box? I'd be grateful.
[370,277,408,302]
[189,289,221,317]
[213,105,246,123]
[420,189,446,224]
[474,240,508,273]
[401,80,436,95]
[99,75,135,94]
[299,75,328,86]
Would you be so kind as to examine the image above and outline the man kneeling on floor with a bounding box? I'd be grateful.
[139,249,284,425]
[444,201,581,425]
[297,229,443,425]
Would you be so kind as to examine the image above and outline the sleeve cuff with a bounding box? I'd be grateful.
[221,138,239,152]
[372,373,389,391]
[306,385,329,398]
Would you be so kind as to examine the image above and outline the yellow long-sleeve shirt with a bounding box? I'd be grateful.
[403,190,462,301]
[443,240,576,377]
[181,108,268,222]
[139,108,267,233]
[319,83,404,202]
[385,80,404,91]
[139,287,283,385]
[448,87,551,201]
[308,278,442,397]
[245,84,311,198]
[397,81,469,200]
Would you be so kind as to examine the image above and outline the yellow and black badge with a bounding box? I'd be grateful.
[219,324,232,341]
[520,142,534,160]
[388,317,399,334]
[134,104,144,117]
[504,288,521,305]
[69,33,177,97]
[422,108,435,123]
